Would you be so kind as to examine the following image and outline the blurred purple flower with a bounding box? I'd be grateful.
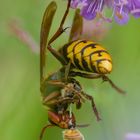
[70,0,140,25]
[127,0,140,18]
[82,18,111,41]
[125,133,140,140]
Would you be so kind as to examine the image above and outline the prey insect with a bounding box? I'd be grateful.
[40,1,100,140]
[46,0,125,94]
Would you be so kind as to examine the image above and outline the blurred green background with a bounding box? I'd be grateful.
[0,0,140,140]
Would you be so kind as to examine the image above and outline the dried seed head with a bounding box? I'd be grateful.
[63,129,84,140]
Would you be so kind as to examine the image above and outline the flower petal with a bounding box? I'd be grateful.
[131,9,140,18]
[80,1,98,20]
[71,0,80,8]
[132,0,140,17]
[114,10,129,25]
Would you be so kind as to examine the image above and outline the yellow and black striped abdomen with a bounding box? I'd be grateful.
[60,40,112,74]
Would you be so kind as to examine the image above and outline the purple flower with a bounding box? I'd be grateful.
[82,18,111,41]
[70,0,140,25]
[71,0,105,20]
[127,0,140,18]
[114,4,130,25]
[125,133,140,140]
[71,0,88,9]
[80,0,104,20]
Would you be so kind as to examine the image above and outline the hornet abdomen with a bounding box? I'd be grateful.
[60,40,113,74]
